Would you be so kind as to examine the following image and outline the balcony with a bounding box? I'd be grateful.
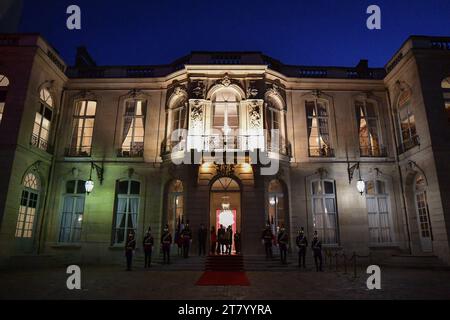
[163,134,291,157]
[360,145,387,157]
[30,134,51,153]
[118,144,144,158]
[309,146,335,158]
[65,147,92,157]
[398,135,420,154]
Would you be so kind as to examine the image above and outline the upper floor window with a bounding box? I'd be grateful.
[0,74,9,125]
[120,100,146,157]
[112,180,141,244]
[311,179,338,244]
[356,100,384,157]
[366,180,392,244]
[68,100,97,157]
[31,88,53,151]
[397,90,418,152]
[212,88,239,135]
[59,180,86,243]
[15,173,40,239]
[442,77,450,122]
[306,99,333,157]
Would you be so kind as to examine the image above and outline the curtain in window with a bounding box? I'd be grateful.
[306,102,314,143]
[129,198,139,229]
[122,102,134,145]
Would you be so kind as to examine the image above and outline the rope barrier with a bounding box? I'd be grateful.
[323,249,372,277]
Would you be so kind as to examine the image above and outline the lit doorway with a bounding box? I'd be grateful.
[210,177,241,253]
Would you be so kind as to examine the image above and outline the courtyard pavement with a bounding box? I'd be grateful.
[1,263,450,300]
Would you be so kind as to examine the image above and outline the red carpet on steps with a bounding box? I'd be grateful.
[196,271,250,286]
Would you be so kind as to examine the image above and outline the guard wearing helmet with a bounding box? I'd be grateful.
[296,227,308,268]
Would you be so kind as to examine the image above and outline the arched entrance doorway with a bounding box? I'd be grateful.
[210,177,241,253]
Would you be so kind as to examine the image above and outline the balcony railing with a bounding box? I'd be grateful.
[398,135,420,154]
[118,144,144,158]
[309,146,335,158]
[65,147,92,157]
[30,134,51,152]
[164,134,292,157]
[360,145,387,157]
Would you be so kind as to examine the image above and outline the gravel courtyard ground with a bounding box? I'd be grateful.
[1,265,450,300]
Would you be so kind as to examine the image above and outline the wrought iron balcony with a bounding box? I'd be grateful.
[309,146,335,158]
[30,134,52,153]
[360,145,387,157]
[65,147,92,157]
[398,135,420,154]
[118,144,144,158]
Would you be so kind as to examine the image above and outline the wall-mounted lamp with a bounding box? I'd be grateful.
[85,161,104,195]
[348,162,365,195]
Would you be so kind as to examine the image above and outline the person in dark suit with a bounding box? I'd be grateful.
[198,223,207,256]
[210,226,217,255]
[217,224,226,255]
[234,231,242,255]
[125,232,136,271]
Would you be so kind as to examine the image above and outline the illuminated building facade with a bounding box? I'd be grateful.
[1,34,450,266]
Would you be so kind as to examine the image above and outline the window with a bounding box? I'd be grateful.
[442,78,450,122]
[311,180,338,244]
[69,100,97,156]
[121,100,146,157]
[112,180,140,244]
[414,174,433,252]
[0,74,9,125]
[267,180,286,235]
[265,97,288,154]
[15,173,40,238]
[167,180,184,233]
[356,101,384,157]
[31,88,53,151]
[366,180,392,244]
[306,100,333,157]
[211,89,240,150]
[172,105,187,133]
[397,90,418,152]
[59,180,86,243]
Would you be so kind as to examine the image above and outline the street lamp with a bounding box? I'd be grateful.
[348,161,365,196]
[85,161,104,195]
[356,179,365,195]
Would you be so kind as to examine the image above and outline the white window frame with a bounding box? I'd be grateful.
[70,100,97,156]
[59,180,86,243]
[356,100,383,157]
[32,89,54,151]
[15,173,40,239]
[311,179,339,245]
[366,180,394,245]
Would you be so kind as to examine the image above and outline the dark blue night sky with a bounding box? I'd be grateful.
[18,0,450,67]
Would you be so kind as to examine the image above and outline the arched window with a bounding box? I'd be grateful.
[59,180,86,243]
[69,100,97,156]
[397,90,418,152]
[311,179,338,244]
[414,174,433,252]
[0,74,9,125]
[356,100,384,157]
[267,179,286,235]
[31,88,54,151]
[112,180,141,244]
[167,180,184,233]
[211,88,240,150]
[306,99,333,157]
[121,100,146,157]
[441,77,450,122]
[365,180,392,244]
[15,173,40,238]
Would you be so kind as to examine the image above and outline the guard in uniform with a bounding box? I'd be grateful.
[295,227,308,268]
[261,224,274,260]
[311,231,323,272]
[143,228,154,268]
[181,220,193,258]
[277,226,289,264]
[125,232,136,271]
[161,224,172,264]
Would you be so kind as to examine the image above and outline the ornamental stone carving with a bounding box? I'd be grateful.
[248,102,262,129]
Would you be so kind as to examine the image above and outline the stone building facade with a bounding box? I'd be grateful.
[0,34,450,266]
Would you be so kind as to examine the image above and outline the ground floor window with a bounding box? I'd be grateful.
[167,179,184,233]
[311,179,338,244]
[59,180,86,243]
[366,180,392,244]
[267,179,286,235]
[15,173,40,238]
[113,180,140,244]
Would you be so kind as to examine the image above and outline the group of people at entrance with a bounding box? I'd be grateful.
[261,225,323,272]
[210,225,242,255]
[124,223,324,272]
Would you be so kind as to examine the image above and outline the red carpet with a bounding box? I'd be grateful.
[196,271,250,286]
